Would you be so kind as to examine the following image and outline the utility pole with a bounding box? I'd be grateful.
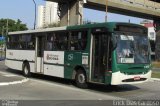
[2,26,4,36]
[105,0,108,22]
[6,19,8,36]
[33,0,37,29]
[1,26,4,59]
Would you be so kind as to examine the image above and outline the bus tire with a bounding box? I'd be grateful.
[75,69,88,89]
[22,63,31,77]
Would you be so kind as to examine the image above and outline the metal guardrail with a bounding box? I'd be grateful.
[0,50,5,61]
[111,0,160,10]
[0,45,5,61]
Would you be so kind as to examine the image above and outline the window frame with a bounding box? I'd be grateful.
[7,34,36,50]
[44,29,89,52]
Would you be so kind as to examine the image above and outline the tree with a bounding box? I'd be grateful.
[43,22,60,28]
[0,18,28,36]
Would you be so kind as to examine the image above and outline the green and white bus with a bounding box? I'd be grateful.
[5,22,152,88]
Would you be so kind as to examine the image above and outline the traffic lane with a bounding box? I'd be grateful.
[0,64,141,96]
[0,72,159,100]
[0,73,24,82]
[27,69,160,100]
[1,68,159,100]
[0,62,122,100]
[0,76,123,100]
[32,73,160,100]
[1,61,160,100]
[0,61,27,85]
[88,80,160,100]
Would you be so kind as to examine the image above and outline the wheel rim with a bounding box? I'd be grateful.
[24,66,28,75]
[78,74,85,84]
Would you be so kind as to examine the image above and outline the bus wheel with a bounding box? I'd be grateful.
[23,63,30,77]
[75,70,88,89]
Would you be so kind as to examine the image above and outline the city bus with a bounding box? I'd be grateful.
[5,22,152,88]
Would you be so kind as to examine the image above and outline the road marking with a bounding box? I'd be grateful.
[31,78,123,100]
[3,74,18,77]
[0,78,29,86]
[0,71,15,75]
[0,71,20,77]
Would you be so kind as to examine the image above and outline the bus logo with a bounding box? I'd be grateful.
[68,54,73,61]
[46,54,59,60]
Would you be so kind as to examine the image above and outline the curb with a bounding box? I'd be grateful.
[151,78,160,81]
[152,68,160,70]
[153,68,160,69]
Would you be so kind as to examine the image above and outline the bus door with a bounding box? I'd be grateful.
[36,36,45,73]
[91,30,111,83]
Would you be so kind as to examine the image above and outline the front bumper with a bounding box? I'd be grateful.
[111,70,152,85]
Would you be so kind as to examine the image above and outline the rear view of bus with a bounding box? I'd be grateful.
[110,23,152,85]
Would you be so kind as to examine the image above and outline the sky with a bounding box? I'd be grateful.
[0,0,145,29]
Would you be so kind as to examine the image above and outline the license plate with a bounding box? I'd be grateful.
[134,76,140,80]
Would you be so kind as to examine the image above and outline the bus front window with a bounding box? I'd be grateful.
[116,34,150,64]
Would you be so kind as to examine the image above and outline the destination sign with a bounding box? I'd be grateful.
[116,25,147,34]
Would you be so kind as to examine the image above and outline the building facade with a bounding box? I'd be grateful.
[37,1,59,28]
[37,5,45,28]
[141,20,156,60]
[141,20,156,41]
[144,23,156,41]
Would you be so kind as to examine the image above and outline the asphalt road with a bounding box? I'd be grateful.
[0,61,160,106]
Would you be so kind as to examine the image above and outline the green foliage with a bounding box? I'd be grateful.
[152,62,160,68]
[0,40,5,45]
[152,72,160,78]
[43,22,60,28]
[0,18,28,36]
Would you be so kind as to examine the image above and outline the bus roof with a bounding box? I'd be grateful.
[8,22,146,35]
[9,26,67,35]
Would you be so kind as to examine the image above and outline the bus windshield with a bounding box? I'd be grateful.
[116,34,150,64]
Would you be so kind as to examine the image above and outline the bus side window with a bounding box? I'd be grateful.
[45,32,55,51]
[7,36,11,49]
[18,34,35,50]
[69,31,87,51]
[27,35,35,50]
[8,35,20,49]
[45,32,69,51]
[55,32,69,51]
